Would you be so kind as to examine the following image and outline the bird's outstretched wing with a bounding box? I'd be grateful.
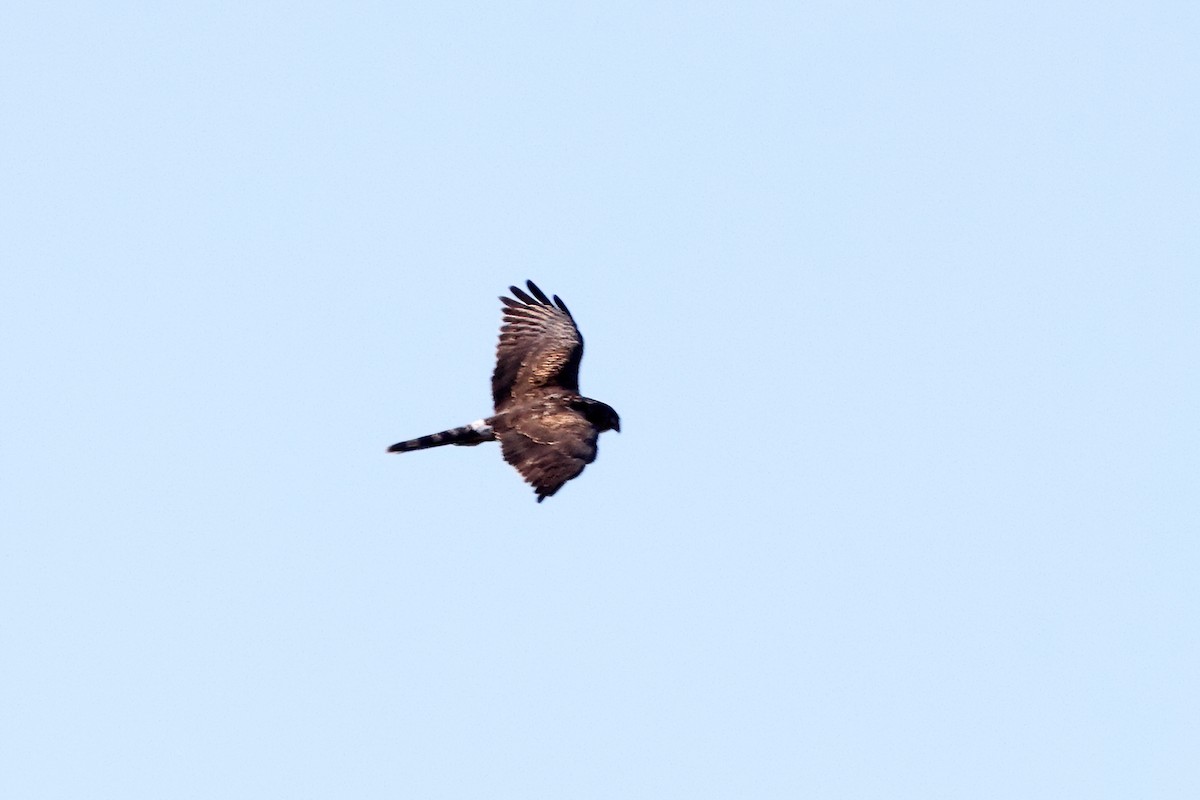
[491,280,584,410]
[498,408,599,502]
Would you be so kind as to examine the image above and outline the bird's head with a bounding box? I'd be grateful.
[576,398,621,434]
[602,405,621,434]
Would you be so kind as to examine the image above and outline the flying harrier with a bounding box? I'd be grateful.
[387,281,620,502]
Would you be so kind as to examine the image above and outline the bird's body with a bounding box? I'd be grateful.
[388,282,619,502]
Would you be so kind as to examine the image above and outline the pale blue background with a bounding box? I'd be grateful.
[1,2,1196,798]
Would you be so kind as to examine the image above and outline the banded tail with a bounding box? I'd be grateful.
[387,419,495,453]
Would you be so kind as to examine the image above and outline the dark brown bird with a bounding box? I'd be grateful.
[388,281,620,502]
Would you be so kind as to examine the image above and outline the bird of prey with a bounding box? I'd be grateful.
[388,281,620,502]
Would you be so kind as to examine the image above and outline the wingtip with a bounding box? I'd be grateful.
[525,280,552,305]
[510,284,536,305]
[552,294,573,318]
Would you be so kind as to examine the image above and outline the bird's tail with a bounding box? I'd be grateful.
[387,419,495,453]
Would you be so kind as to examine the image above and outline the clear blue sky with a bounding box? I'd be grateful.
[2,2,1196,797]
